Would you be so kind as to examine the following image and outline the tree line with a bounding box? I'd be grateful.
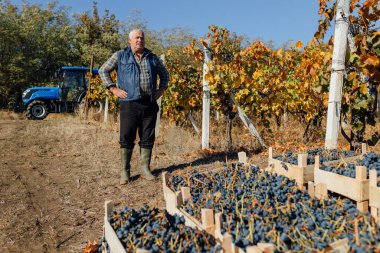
[0,1,194,109]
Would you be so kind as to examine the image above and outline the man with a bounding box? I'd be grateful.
[99,28,169,184]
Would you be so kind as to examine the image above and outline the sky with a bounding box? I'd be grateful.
[12,0,323,47]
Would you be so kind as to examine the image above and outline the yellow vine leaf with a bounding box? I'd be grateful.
[295,41,303,49]
[364,55,379,66]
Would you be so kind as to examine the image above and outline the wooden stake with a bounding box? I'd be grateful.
[230,93,266,148]
[201,209,214,234]
[84,55,94,118]
[222,233,233,253]
[257,243,274,253]
[238,151,248,164]
[246,246,262,253]
[268,147,273,160]
[315,183,328,200]
[180,187,191,202]
[354,218,360,246]
[357,201,369,213]
[362,143,367,154]
[298,153,308,167]
[136,249,151,253]
[104,96,109,123]
[355,166,367,181]
[369,169,377,187]
[308,181,315,198]
[188,111,200,134]
[315,155,320,169]
[214,212,222,240]
[328,238,349,253]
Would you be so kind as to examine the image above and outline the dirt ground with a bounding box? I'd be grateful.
[3,110,378,253]
[0,111,268,253]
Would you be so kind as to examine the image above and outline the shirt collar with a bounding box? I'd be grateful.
[132,49,148,58]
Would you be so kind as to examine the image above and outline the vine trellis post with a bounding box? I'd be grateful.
[202,39,211,149]
[325,0,350,149]
[155,54,166,137]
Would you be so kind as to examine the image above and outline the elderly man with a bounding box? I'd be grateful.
[99,28,169,184]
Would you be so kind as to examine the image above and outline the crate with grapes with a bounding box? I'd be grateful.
[164,163,380,252]
[267,144,366,190]
[314,152,380,213]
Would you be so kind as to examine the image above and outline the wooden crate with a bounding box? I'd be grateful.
[103,201,151,253]
[162,172,349,253]
[162,172,211,232]
[214,210,349,253]
[314,156,369,212]
[369,169,380,222]
[162,172,276,253]
[267,144,366,190]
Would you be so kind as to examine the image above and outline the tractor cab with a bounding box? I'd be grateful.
[58,66,96,103]
[22,66,98,120]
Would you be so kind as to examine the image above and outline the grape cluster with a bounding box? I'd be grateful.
[320,152,380,183]
[96,237,110,253]
[274,148,357,165]
[108,205,222,252]
[170,163,380,252]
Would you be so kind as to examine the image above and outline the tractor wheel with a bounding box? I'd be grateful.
[26,100,48,120]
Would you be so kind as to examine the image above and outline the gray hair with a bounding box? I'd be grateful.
[128,29,145,39]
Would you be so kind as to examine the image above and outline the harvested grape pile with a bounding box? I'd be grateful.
[320,152,380,185]
[97,205,222,253]
[274,148,357,165]
[169,164,380,252]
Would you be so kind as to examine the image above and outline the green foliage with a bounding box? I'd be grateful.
[0,1,79,108]
[73,2,122,67]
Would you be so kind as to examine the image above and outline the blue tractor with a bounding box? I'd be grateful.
[21,66,98,120]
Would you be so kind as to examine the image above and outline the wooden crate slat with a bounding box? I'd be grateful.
[162,172,204,230]
[268,146,365,191]
[136,249,152,253]
[314,167,369,202]
[104,201,127,253]
[369,168,380,224]
[238,151,248,164]
[162,170,360,253]
[202,208,215,234]
[268,158,308,189]
[327,238,349,253]
[369,186,380,208]
[178,208,203,229]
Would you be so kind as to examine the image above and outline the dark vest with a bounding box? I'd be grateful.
[117,46,158,101]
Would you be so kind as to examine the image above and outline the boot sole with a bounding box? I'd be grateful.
[141,176,156,181]
[120,180,130,185]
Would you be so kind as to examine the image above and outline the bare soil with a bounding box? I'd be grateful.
[0,111,267,253]
[3,110,378,253]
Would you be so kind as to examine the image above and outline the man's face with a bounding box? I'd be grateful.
[129,31,145,53]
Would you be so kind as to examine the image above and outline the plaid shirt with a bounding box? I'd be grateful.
[99,49,169,97]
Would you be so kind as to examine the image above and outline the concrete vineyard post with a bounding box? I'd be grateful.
[84,55,94,119]
[104,96,109,123]
[202,39,211,149]
[325,0,350,149]
[155,54,165,137]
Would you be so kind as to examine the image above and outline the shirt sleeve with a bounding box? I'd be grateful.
[99,52,118,89]
[155,56,169,89]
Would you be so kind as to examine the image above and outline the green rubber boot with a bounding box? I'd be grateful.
[140,148,155,180]
[120,148,133,185]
